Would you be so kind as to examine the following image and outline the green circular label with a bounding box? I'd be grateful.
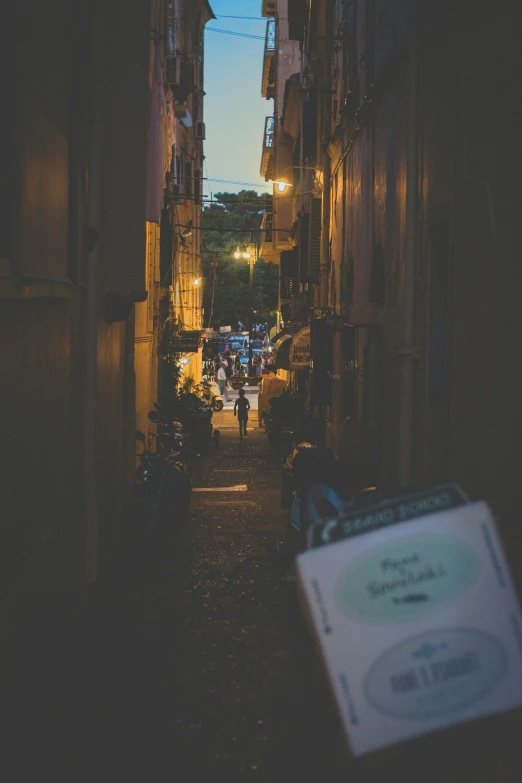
[335,534,479,623]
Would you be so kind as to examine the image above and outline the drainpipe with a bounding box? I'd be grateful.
[397,36,419,486]
[320,151,331,309]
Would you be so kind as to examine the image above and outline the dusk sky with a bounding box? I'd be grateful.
[204,0,272,197]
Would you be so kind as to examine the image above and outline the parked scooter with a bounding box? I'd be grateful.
[198,379,224,412]
[264,391,301,458]
[265,390,323,459]
[147,409,193,471]
[130,429,192,539]
[156,392,215,457]
[280,443,378,565]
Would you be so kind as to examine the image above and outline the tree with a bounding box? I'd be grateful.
[202,191,279,331]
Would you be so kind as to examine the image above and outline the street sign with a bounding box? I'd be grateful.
[219,325,232,333]
[172,330,201,353]
[307,483,469,550]
[296,500,522,757]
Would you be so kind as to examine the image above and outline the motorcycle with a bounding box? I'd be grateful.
[280,445,378,569]
[147,409,193,470]
[130,429,192,539]
[265,390,323,459]
[198,379,224,412]
[153,393,214,457]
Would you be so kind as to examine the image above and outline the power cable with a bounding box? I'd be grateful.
[215,15,265,20]
[206,28,264,40]
[207,178,269,189]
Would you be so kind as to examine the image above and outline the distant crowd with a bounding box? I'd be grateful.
[213,350,272,380]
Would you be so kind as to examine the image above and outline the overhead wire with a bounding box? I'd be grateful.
[207,178,269,188]
[206,28,264,40]
[215,15,265,20]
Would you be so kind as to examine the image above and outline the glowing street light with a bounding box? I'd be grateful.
[272,165,317,193]
[193,277,202,287]
[232,243,257,377]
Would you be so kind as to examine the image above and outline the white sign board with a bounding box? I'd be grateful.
[219,326,232,333]
[289,326,310,370]
[296,501,522,757]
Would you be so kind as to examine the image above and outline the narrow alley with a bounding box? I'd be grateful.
[3,408,521,783]
[3,408,343,783]
[3,3,522,780]
[166,407,344,779]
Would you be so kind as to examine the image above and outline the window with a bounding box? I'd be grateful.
[185,161,193,199]
[194,169,202,204]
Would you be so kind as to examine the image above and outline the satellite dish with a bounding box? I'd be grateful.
[181,109,192,128]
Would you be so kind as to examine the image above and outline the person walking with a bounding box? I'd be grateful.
[214,353,222,381]
[217,362,229,402]
[234,388,250,439]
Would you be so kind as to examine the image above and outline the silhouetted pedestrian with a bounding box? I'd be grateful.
[234,388,250,439]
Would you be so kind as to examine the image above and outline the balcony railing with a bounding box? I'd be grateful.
[260,116,275,180]
[265,18,276,51]
[264,115,274,148]
[261,19,276,98]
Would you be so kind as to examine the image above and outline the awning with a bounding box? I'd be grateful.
[289,326,310,370]
[272,334,292,370]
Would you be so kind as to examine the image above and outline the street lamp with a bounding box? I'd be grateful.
[272,165,317,193]
[232,243,257,377]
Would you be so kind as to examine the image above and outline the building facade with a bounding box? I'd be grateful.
[0,0,213,646]
[162,0,214,386]
[259,0,522,519]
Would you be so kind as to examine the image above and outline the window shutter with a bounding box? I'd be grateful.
[194,169,202,204]
[308,197,322,281]
[288,0,306,42]
[280,248,298,299]
[185,161,193,199]
[299,211,309,282]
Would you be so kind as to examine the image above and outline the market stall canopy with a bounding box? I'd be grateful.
[289,326,311,370]
[272,334,292,370]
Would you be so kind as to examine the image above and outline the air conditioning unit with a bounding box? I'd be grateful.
[195,121,206,140]
[165,56,181,87]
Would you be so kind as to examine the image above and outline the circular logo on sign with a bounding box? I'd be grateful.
[335,534,479,623]
[363,627,508,719]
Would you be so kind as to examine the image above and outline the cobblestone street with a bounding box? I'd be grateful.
[163,410,344,780]
[3,412,522,783]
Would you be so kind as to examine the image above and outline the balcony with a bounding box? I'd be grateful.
[260,116,275,180]
[261,19,276,99]
[259,198,281,264]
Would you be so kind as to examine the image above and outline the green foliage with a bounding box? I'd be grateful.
[159,320,183,395]
[202,191,279,330]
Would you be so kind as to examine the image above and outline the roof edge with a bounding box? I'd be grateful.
[202,0,216,22]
